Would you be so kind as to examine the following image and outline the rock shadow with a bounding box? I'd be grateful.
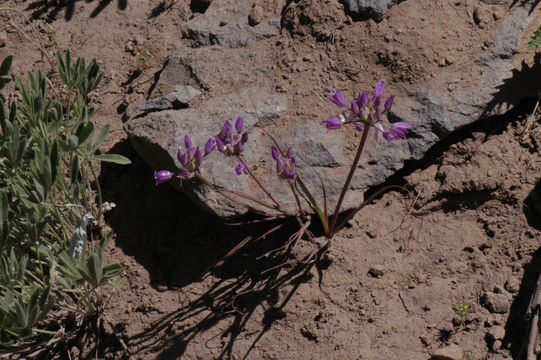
[100,140,327,358]
[25,0,127,21]
[483,52,541,118]
[505,246,541,358]
[524,179,541,230]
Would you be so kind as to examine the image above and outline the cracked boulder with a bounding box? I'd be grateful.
[124,0,536,219]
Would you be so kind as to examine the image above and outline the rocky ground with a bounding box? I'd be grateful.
[1,0,540,359]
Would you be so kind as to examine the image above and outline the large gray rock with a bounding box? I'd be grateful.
[390,2,538,161]
[343,0,404,22]
[182,0,281,48]
[124,1,535,219]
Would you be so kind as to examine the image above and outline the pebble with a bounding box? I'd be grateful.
[156,284,168,292]
[483,292,509,314]
[488,325,506,340]
[0,31,7,47]
[248,5,264,26]
[492,340,502,351]
[431,343,463,360]
[368,265,385,278]
[504,277,520,293]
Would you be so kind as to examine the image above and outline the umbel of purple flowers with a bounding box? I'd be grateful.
[322,80,411,143]
[154,117,251,185]
[271,146,297,180]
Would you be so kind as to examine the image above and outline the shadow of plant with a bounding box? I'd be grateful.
[129,262,316,360]
[25,0,127,21]
[484,52,541,118]
[99,148,325,358]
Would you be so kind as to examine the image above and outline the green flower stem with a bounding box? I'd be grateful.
[296,177,328,235]
[89,161,103,221]
[329,125,370,237]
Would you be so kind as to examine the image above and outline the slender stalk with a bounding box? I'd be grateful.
[287,178,305,218]
[89,161,103,221]
[296,177,328,234]
[238,156,281,208]
[329,126,370,237]
[194,173,296,217]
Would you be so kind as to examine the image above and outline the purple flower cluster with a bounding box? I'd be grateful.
[271,146,297,180]
[322,81,411,143]
[154,116,252,185]
[176,135,212,180]
[215,116,248,156]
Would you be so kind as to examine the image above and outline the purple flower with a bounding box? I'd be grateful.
[354,123,364,131]
[328,90,346,107]
[384,94,395,112]
[179,168,193,180]
[235,116,243,133]
[322,117,343,130]
[184,135,193,151]
[271,146,296,180]
[374,80,386,97]
[350,101,359,114]
[271,147,280,161]
[356,91,370,108]
[382,122,412,143]
[154,170,174,186]
[204,138,216,155]
[215,118,249,156]
[235,162,248,176]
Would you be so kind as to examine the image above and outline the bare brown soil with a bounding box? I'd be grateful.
[1,0,540,359]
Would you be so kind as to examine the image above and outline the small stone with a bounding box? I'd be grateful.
[156,284,168,292]
[0,31,7,47]
[504,277,520,293]
[431,343,463,360]
[483,292,509,314]
[492,340,502,351]
[125,40,135,53]
[248,5,264,26]
[368,265,385,278]
[488,325,505,340]
[447,83,456,92]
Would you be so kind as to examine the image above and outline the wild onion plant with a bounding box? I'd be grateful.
[0,52,129,348]
[155,81,410,268]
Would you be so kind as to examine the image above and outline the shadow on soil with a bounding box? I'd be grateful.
[504,181,541,358]
[25,0,127,21]
[100,143,326,358]
[506,245,541,358]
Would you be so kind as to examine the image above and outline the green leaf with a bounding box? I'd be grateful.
[0,56,13,90]
[87,254,102,287]
[102,264,125,281]
[77,120,94,146]
[70,155,79,183]
[92,124,110,151]
[90,154,131,165]
[528,26,541,49]
[68,134,79,150]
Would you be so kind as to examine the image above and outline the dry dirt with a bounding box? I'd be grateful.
[1,0,540,359]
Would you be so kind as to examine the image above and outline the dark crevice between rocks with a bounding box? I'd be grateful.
[190,0,211,14]
[364,97,538,206]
